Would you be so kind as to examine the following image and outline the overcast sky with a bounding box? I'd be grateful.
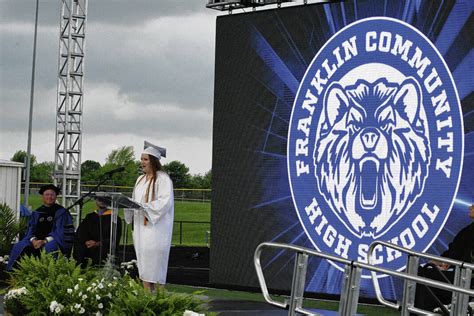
[0,1,224,175]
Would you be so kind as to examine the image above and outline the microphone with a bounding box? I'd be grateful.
[104,166,125,176]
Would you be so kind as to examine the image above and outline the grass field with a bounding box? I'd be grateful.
[22,195,211,246]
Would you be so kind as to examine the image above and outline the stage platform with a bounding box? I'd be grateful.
[208,299,343,315]
[0,247,362,315]
[0,295,353,315]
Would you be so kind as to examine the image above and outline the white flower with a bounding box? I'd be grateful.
[82,294,87,300]
[108,283,112,287]
[79,307,85,314]
[98,303,104,309]
[183,311,205,316]
[78,278,84,281]
[95,312,102,316]
[0,256,3,263]
[78,291,83,297]
[5,287,28,300]
[74,284,79,291]
[1,254,9,265]
[87,286,92,291]
[98,283,104,289]
[96,294,101,300]
[107,293,112,298]
[50,300,63,313]
[74,303,81,309]
[67,288,73,294]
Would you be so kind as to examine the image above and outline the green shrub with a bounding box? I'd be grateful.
[7,250,98,313]
[108,280,207,315]
[8,250,92,289]
[6,251,210,315]
[0,202,21,255]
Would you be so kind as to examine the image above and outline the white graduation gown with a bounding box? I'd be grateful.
[124,171,174,284]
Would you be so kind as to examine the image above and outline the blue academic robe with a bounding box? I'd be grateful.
[6,204,75,270]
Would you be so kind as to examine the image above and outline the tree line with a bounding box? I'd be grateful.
[11,146,211,189]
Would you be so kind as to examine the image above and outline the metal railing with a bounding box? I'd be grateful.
[174,188,211,203]
[172,220,211,246]
[23,182,211,203]
[254,242,474,316]
[369,240,474,316]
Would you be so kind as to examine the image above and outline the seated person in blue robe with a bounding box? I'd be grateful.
[73,196,122,266]
[6,184,75,270]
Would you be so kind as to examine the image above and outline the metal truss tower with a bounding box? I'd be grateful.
[54,0,88,226]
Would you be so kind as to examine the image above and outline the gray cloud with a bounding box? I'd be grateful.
[0,26,57,90]
[0,1,215,26]
[85,14,216,109]
[0,1,219,174]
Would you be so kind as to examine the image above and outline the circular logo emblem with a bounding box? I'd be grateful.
[287,17,463,275]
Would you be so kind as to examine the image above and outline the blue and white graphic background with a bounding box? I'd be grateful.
[210,0,473,300]
[288,16,463,276]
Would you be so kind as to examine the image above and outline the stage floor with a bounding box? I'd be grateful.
[0,295,353,315]
[209,299,342,315]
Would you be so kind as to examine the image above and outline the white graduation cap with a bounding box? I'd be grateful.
[143,141,167,160]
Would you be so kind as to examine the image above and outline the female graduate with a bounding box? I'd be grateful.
[125,141,174,292]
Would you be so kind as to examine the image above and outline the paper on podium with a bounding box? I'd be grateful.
[93,192,142,209]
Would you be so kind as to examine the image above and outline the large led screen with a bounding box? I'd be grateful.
[210,0,473,300]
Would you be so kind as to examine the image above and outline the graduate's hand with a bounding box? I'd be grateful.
[32,239,46,249]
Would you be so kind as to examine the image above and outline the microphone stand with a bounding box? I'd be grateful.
[67,173,114,212]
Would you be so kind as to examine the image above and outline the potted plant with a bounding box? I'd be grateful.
[0,202,24,284]
[5,251,211,315]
